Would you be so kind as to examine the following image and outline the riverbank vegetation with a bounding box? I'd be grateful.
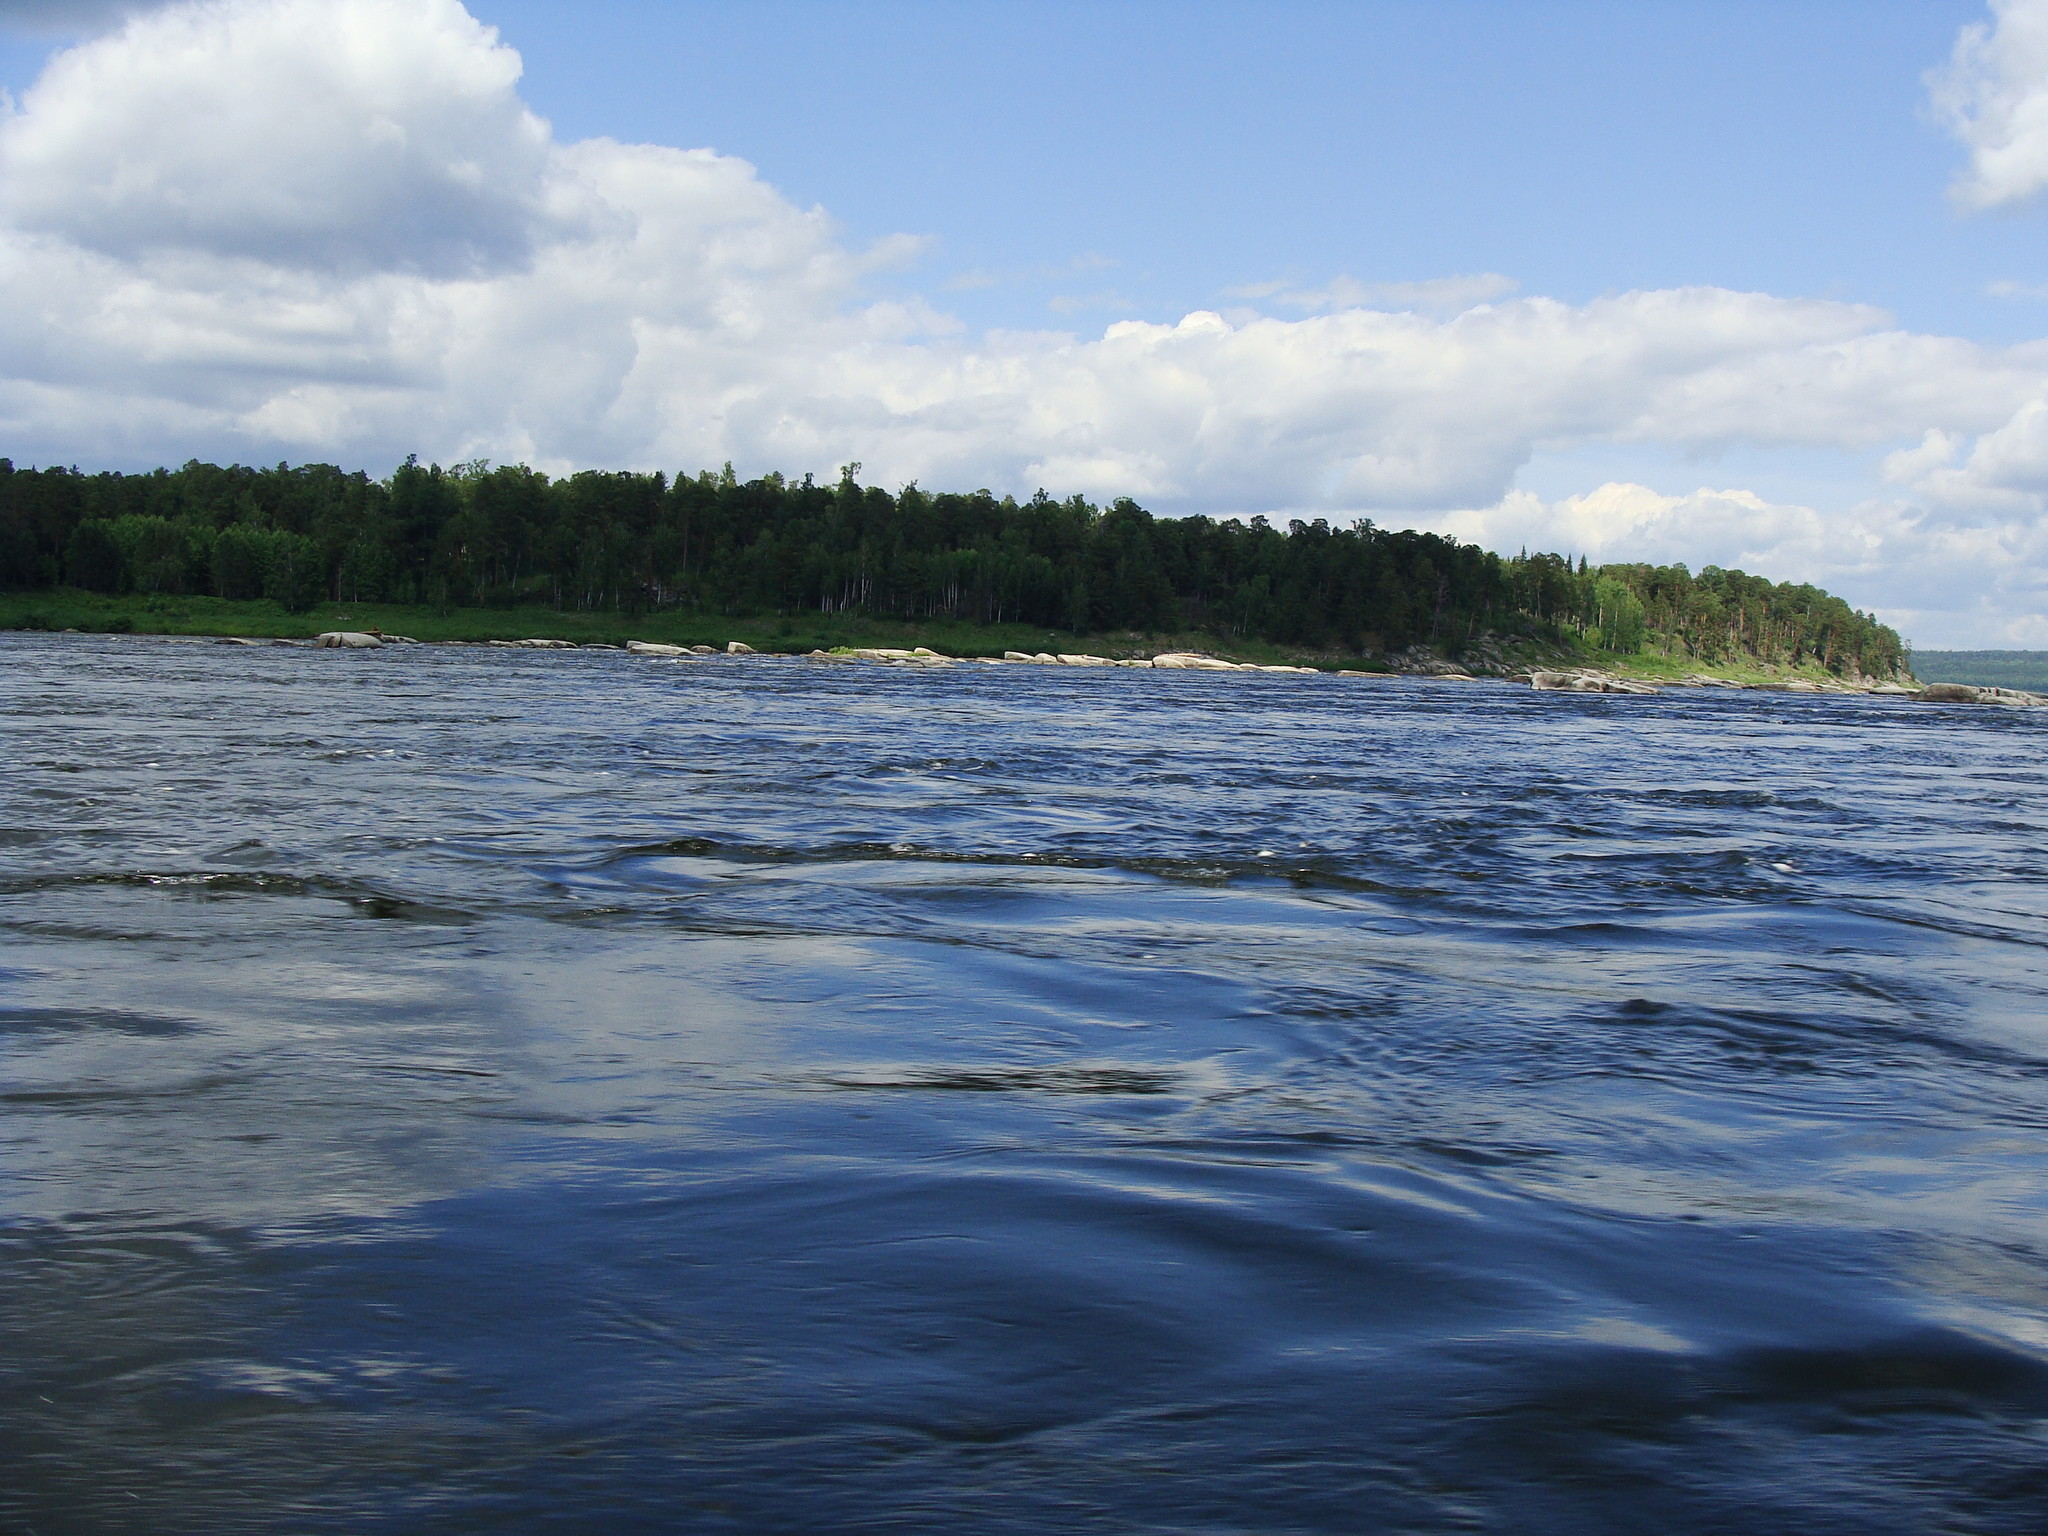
[0,456,1908,677]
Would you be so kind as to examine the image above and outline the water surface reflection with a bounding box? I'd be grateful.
[5,634,2047,1532]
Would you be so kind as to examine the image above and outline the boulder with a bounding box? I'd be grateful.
[689,645,717,654]
[1529,669,1658,695]
[1384,645,1471,676]
[1152,652,1240,670]
[1057,653,1114,666]
[626,640,686,657]
[727,641,756,654]
[316,631,383,648]
[1002,651,1036,662]
[806,649,858,663]
[1918,683,2046,706]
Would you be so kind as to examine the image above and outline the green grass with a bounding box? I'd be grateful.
[0,588,1380,665]
[0,588,1893,684]
[1460,633,1881,687]
[1588,649,1874,686]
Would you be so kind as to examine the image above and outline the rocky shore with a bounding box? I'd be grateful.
[252,630,2044,707]
[26,627,2029,706]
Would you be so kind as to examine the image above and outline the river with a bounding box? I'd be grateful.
[5,633,2047,1533]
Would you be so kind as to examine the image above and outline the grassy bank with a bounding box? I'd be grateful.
[0,588,1383,668]
[0,587,1895,687]
[1584,648,1895,688]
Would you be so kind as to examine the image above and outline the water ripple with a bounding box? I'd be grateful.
[6,632,2048,1532]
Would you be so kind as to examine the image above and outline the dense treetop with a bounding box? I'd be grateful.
[0,456,1907,677]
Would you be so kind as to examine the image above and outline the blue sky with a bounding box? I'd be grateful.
[4,0,2048,645]
[459,1,2000,335]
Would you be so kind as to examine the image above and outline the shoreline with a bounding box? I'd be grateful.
[11,625,2035,706]
[1,589,1910,690]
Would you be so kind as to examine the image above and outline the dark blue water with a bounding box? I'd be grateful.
[6,634,2048,1534]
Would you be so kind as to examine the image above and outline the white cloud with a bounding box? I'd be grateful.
[1932,0,2048,210]
[1424,482,2048,649]
[0,0,560,274]
[1884,398,2048,517]
[4,0,2048,644]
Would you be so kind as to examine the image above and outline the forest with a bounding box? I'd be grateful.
[0,455,1908,677]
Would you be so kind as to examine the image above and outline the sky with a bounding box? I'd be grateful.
[4,1,2048,645]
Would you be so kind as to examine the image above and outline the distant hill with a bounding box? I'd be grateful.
[1911,651,2048,692]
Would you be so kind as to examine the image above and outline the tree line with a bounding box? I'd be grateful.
[0,455,1907,676]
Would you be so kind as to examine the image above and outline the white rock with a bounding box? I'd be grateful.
[1528,669,1660,695]
[727,641,756,654]
[1153,653,1241,670]
[316,631,382,648]
[626,640,686,656]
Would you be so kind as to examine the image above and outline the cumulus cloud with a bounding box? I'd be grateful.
[0,0,559,273]
[1424,482,2048,648]
[1932,0,2048,210]
[4,0,2048,642]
